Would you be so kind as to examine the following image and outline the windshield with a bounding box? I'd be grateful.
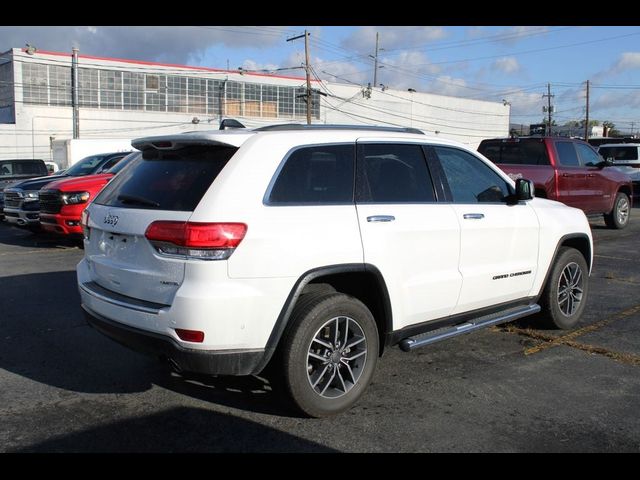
[65,154,110,177]
[598,146,638,162]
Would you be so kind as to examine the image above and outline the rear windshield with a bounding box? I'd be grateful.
[94,145,237,211]
[0,161,47,176]
[478,139,550,166]
[598,146,638,162]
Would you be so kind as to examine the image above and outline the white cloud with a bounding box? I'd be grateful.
[592,90,640,112]
[612,52,640,73]
[491,57,520,74]
[240,59,281,73]
[0,26,287,64]
[341,26,448,53]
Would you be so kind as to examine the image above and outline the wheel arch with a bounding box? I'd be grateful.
[254,264,393,374]
[535,233,592,304]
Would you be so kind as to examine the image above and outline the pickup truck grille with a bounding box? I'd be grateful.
[3,191,22,209]
[39,190,63,214]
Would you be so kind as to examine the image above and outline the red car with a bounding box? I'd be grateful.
[478,136,633,229]
[39,152,140,237]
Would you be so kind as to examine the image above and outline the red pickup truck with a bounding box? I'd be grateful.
[478,136,633,229]
[39,152,140,237]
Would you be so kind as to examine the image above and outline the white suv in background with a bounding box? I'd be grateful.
[77,125,593,417]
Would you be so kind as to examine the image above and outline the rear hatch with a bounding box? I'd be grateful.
[84,142,241,305]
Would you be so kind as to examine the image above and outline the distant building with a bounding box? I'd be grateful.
[0,47,509,163]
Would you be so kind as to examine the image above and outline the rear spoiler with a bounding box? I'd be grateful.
[132,131,254,150]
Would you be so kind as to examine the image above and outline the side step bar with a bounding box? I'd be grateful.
[399,304,541,352]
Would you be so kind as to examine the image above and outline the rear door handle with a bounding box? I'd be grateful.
[367,215,395,223]
[463,213,484,220]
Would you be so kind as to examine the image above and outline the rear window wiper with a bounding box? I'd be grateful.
[117,194,160,207]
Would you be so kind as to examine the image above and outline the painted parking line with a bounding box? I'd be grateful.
[497,302,640,365]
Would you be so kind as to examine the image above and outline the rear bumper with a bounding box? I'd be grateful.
[82,305,266,376]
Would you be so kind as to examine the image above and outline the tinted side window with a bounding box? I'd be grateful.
[268,144,354,204]
[478,140,549,165]
[95,145,237,211]
[575,143,602,166]
[357,143,435,203]
[555,142,580,166]
[434,146,511,203]
[100,155,126,172]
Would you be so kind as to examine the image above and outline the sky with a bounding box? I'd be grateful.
[1,26,639,134]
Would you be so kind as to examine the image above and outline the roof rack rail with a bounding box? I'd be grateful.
[253,124,425,135]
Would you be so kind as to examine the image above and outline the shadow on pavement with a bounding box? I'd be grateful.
[0,222,80,249]
[10,406,334,452]
[0,270,298,417]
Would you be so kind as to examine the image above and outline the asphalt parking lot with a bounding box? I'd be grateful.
[1,211,639,453]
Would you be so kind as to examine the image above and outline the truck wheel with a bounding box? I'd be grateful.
[279,293,379,418]
[604,192,630,229]
[539,247,589,330]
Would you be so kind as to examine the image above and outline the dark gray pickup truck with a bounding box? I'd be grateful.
[0,159,49,220]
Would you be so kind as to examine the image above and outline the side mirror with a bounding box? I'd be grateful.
[596,158,614,169]
[515,178,534,201]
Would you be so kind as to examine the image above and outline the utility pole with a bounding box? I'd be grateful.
[584,80,590,140]
[542,83,554,136]
[373,32,379,87]
[287,30,312,124]
[71,47,80,138]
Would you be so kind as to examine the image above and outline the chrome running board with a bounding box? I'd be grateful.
[399,304,541,352]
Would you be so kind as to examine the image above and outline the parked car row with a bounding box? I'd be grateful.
[1,151,134,234]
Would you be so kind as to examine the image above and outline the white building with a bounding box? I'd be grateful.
[0,47,510,164]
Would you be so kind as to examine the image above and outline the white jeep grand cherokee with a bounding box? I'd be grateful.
[77,125,593,417]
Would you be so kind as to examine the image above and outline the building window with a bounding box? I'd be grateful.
[19,61,322,120]
[311,90,320,119]
[167,75,187,113]
[278,86,294,117]
[79,68,99,108]
[225,81,243,116]
[0,61,14,108]
[145,74,166,112]
[262,85,277,118]
[207,79,223,116]
[123,71,144,110]
[22,62,48,105]
[99,70,122,109]
[146,75,159,90]
[188,77,206,114]
[49,65,71,106]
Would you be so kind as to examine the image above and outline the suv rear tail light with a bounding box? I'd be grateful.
[81,209,90,240]
[145,221,247,260]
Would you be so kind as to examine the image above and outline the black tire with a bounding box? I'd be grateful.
[539,247,589,330]
[604,192,630,229]
[279,292,379,418]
